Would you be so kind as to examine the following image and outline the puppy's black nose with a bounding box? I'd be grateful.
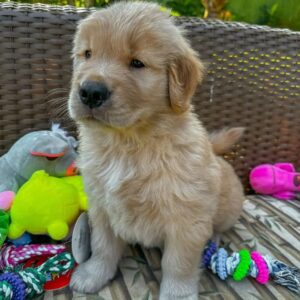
[79,81,111,109]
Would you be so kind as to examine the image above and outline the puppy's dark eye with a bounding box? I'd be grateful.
[85,50,92,59]
[130,59,145,68]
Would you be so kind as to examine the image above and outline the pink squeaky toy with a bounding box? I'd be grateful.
[250,163,299,200]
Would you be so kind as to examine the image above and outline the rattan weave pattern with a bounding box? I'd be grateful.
[180,17,300,188]
[0,2,300,189]
[0,2,89,148]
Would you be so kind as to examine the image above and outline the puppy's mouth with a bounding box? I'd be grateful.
[78,106,110,124]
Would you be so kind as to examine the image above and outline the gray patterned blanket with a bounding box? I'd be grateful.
[44,195,300,300]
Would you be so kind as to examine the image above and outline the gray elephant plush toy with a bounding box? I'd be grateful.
[0,124,78,210]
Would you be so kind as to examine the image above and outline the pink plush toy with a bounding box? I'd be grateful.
[250,163,299,200]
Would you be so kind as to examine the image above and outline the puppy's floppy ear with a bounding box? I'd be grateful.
[168,48,204,113]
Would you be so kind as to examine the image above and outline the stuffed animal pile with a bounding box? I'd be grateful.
[0,124,79,211]
[0,124,87,299]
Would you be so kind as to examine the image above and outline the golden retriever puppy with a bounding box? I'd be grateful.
[68,2,245,299]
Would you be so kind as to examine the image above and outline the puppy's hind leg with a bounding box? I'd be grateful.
[213,158,245,234]
[70,208,125,294]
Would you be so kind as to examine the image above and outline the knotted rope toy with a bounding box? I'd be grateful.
[0,252,75,299]
[0,244,66,269]
[202,241,300,294]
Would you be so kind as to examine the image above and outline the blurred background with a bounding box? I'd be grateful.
[1,0,300,31]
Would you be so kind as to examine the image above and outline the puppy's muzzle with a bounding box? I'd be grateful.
[79,81,111,109]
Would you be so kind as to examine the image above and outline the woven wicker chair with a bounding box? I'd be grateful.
[0,3,299,300]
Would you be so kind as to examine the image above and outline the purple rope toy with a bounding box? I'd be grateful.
[0,273,26,300]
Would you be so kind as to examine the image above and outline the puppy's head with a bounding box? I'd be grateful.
[69,1,204,129]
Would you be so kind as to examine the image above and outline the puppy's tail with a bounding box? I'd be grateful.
[209,127,245,155]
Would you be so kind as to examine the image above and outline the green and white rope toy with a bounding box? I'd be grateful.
[0,252,75,300]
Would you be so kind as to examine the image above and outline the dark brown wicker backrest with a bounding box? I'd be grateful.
[1,2,300,189]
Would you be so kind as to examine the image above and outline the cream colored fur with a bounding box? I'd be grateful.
[68,2,245,299]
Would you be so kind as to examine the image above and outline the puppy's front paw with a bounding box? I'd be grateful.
[70,257,115,294]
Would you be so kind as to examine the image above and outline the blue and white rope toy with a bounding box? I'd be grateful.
[202,241,300,294]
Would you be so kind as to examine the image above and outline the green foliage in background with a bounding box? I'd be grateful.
[226,0,300,31]
[155,0,204,17]
[1,0,300,31]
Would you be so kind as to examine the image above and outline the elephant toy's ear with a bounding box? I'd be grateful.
[51,123,78,150]
[30,133,68,160]
[66,136,78,150]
